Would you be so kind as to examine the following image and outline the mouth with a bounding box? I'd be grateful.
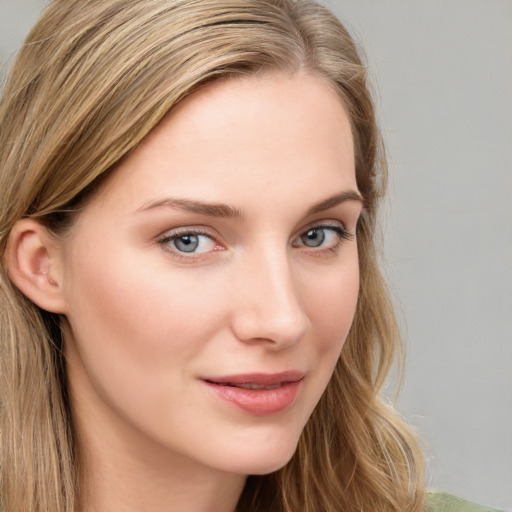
[210,382,283,390]
[200,371,304,416]
[202,370,304,388]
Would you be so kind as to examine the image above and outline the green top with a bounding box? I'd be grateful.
[426,491,505,512]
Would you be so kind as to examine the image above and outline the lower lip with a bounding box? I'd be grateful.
[203,380,302,416]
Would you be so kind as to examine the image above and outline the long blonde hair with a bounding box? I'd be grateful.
[0,1,425,510]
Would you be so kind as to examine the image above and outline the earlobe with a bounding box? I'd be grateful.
[6,219,67,314]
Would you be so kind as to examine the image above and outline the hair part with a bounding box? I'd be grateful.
[0,1,425,511]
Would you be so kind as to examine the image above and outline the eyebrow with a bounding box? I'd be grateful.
[136,197,244,219]
[305,190,364,216]
[136,190,364,219]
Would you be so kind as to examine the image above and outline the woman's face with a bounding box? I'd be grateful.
[59,73,362,477]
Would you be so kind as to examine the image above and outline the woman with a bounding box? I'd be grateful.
[0,1,502,511]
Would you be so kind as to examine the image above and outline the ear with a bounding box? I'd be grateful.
[6,219,67,314]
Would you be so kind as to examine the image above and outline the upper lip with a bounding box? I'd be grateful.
[201,371,305,386]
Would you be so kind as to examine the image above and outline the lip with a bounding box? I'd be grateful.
[201,371,304,416]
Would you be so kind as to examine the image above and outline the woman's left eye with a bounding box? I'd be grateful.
[293,225,353,250]
[158,231,218,254]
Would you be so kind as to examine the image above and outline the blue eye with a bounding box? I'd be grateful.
[301,228,326,247]
[159,231,217,254]
[173,234,200,253]
[294,225,352,250]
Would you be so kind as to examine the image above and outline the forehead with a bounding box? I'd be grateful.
[83,72,356,219]
[145,71,353,164]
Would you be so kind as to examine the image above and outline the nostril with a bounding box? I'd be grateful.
[230,296,310,348]
[229,255,310,347]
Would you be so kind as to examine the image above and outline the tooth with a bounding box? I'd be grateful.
[233,383,282,390]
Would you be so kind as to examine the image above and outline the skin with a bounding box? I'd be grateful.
[51,72,363,512]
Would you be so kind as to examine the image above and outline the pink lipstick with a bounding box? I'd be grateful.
[202,371,303,416]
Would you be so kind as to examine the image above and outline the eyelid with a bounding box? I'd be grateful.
[291,220,356,253]
[294,219,348,237]
[157,226,224,259]
[155,219,354,260]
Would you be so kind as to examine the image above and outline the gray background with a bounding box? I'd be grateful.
[1,0,511,510]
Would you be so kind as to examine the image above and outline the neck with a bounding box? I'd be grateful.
[80,454,245,512]
[75,410,246,512]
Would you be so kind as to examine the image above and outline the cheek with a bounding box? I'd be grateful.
[297,251,360,405]
[62,244,225,396]
[304,257,360,352]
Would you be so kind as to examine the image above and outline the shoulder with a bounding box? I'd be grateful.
[426,491,505,512]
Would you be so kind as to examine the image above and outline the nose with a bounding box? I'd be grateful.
[229,249,311,349]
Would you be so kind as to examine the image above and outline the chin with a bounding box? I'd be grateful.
[226,454,296,476]
[247,455,296,476]
[214,432,301,476]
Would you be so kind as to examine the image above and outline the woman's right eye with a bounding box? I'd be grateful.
[158,231,219,255]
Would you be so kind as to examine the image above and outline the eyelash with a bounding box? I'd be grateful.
[157,224,354,260]
[292,224,354,252]
[157,228,221,260]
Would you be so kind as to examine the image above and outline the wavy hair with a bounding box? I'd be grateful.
[0,1,425,510]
